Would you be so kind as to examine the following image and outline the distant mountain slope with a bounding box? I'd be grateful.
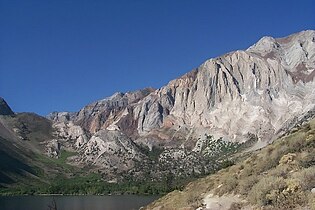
[0,98,57,187]
[0,136,35,185]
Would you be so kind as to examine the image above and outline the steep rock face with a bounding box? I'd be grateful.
[80,130,144,174]
[135,70,197,136]
[74,88,154,135]
[52,121,89,149]
[48,30,315,173]
[133,30,315,143]
[48,112,76,123]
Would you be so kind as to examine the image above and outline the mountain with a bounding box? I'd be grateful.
[47,30,315,174]
[0,98,53,186]
[0,97,14,116]
[1,30,315,195]
[52,30,315,142]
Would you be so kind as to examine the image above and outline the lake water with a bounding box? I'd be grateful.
[0,195,160,210]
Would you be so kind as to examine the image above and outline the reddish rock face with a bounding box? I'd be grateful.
[72,88,155,135]
[286,62,315,84]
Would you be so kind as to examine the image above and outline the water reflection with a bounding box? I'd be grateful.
[0,195,160,210]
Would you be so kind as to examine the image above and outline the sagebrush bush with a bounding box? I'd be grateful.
[277,179,306,209]
[214,173,238,196]
[293,166,315,190]
[248,176,286,206]
[228,202,243,210]
[268,164,291,178]
[299,149,315,168]
[239,164,255,177]
[249,176,307,208]
[308,193,315,210]
[186,193,202,207]
[237,175,259,196]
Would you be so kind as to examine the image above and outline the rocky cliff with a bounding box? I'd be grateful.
[134,30,315,144]
[51,30,315,142]
[47,30,315,179]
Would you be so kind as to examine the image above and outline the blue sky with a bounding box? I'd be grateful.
[0,0,314,115]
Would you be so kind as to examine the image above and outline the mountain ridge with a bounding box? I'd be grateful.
[50,30,315,143]
[1,30,315,194]
[42,30,315,181]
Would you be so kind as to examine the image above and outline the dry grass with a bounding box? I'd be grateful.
[145,119,315,209]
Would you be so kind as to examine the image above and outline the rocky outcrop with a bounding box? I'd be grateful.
[45,139,60,158]
[47,111,76,123]
[75,88,155,134]
[80,130,144,174]
[52,121,89,149]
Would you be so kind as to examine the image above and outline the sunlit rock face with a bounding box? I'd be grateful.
[132,30,315,143]
[49,31,315,171]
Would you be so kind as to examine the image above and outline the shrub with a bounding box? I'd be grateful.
[249,176,307,208]
[279,153,297,165]
[228,202,243,210]
[308,193,315,210]
[268,164,291,178]
[186,193,202,207]
[214,173,238,196]
[293,166,315,191]
[239,164,255,177]
[248,176,286,206]
[237,175,259,196]
[254,155,278,174]
[277,179,306,209]
[299,150,315,168]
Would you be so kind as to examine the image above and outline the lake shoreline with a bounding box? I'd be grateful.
[0,191,164,197]
[0,194,161,210]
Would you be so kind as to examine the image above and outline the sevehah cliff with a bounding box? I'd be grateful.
[51,30,315,144]
[1,30,315,198]
[49,30,315,175]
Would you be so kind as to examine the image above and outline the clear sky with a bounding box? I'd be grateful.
[0,0,314,116]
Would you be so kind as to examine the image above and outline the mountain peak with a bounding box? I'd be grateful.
[247,35,279,53]
[0,97,14,116]
[49,30,315,145]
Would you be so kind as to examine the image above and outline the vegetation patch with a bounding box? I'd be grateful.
[145,118,315,209]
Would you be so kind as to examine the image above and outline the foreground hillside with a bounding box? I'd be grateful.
[145,118,315,209]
